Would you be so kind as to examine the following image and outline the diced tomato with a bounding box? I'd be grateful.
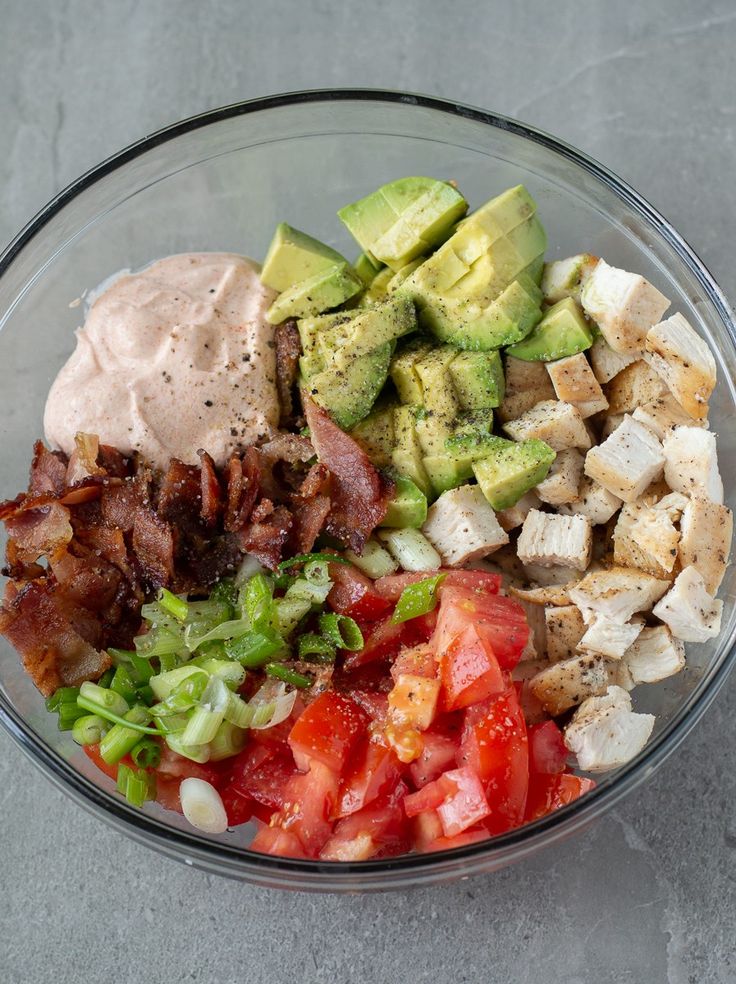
[435,586,529,671]
[408,729,459,788]
[458,687,529,835]
[328,562,392,622]
[154,776,183,814]
[343,617,407,670]
[336,736,402,817]
[249,697,306,751]
[220,786,254,826]
[348,689,389,723]
[374,569,502,601]
[320,782,409,861]
[228,752,298,810]
[277,760,340,855]
[524,773,596,822]
[412,809,444,852]
[156,745,228,789]
[528,720,568,775]
[84,743,120,782]
[404,766,490,837]
[440,624,506,711]
[403,776,449,817]
[424,826,491,853]
[250,825,308,858]
[390,643,437,681]
[289,692,368,773]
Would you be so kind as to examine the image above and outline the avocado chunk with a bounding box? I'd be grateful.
[414,346,462,424]
[472,438,556,510]
[380,476,428,528]
[338,177,468,272]
[316,296,417,367]
[390,338,434,404]
[450,350,505,409]
[423,453,474,496]
[308,342,392,429]
[349,399,396,468]
[354,251,383,286]
[392,406,433,499]
[298,311,354,377]
[261,223,349,292]
[541,254,597,303]
[505,296,594,361]
[266,264,363,324]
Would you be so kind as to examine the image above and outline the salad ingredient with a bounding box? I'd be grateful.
[378,528,442,572]
[577,614,642,660]
[421,485,508,566]
[588,335,637,383]
[266,266,362,325]
[497,356,556,422]
[449,350,505,410]
[631,394,704,440]
[506,297,594,362]
[563,687,655,772]
[544,605,586,663]
[580,259,670,354]
[541,254,598,304]
[503,400,592,451]
[260,222,350,291]
[471,437,555,510]
[651,566,723,642]
[645,313,716,422]
[380,476,428,529]
[604,359,669,415]
[545,353,609,418]
[180,777,229,833]
[661,427,723,503]
[584,414,665,501]
[516,509,592,571]
[623,626,685,685]
[535,449,584,506]
[558,476,622,525]
[678,498,732,593]
[569,568,670,623]
[530,654,613,716]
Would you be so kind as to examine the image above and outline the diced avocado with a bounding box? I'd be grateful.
[297,311,354,377]
[261,223,348,292]
[266,264,363,324]
[360,265,395,306]
[338,177,468,272]
[505,296,594,361]
[386,258,425,292]
[316,296,417,367]
[308,342,392,429]
[423,454,474,496]
[392,406,433,499]
[445,431,506,461]
[455,410,494,436]
[380,476,428,529]
[450,350,505,409]
[472,438,556,510]
[414,347,461,422]
[349,399,396,468]
[354,251,383,286]
[390,339,434,404]
[454,184,537,237]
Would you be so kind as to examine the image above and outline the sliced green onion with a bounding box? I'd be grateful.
[248,681,298,730]
[303,560,332,587]
[265,663,312,689]
[185,618,251,651]
[180,677,229,746]
[241,573,275,630]
[165,734,211,762]
[318,613,364,651]
[45,687,80,713]
[107,648,154,684]
[72,714,109,746]
[196,640,228,660]
[224,629,286,668]
[79,681,130,717]
[57,701,88,731]
[277,552,350,571]
[139,602,182,632]
[223,691,255,729]
[297,633,336,664]
[153,713,191,735]
[150,665,208,702]
[130,737,162,769]
[100,705,154,764]
[76,696,160,735]
[275,595,313,636]
[209,720,248,761]
[209,577,237,611]
[378,528,442,572]
[345,539,399,579]
[97,668,115,689]
[392,573,447,624]
[109,666,137,705]
[192,658,246,689]
[158,587,189,622]
[135,627,184,661]
[117,763,156,808]
[286,576,332,607]
[180,777,228,832]
[235,555,267,584]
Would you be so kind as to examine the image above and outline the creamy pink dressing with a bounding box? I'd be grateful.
[44,253,280,470]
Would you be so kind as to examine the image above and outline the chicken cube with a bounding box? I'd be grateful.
[584,414,665,502]
[569,566,670,623]
[503,400,592,451]
[645,313,716,423]
[678,497,733,594]
[589,336,638,384]
[633,393,708,440]
[516,598,547,660]
[613,502,679,577]
[545,604,587,662]
[530,653,613,716]
[497,356,556,423]
[652,491,689,521]
[510,582,575,606]
[662,426,723,504]
[623,626,685,685]
[536,449,584,506]
[580,259,670,354]
[496,490,540,532]
[517,510,592,571]
[422,484,509,567]
[578,614,643,660]
[522,562,585,587]
[558,476,622,526]
[605,360,669,415]
[652,565,723,642]
[541,254,598,303]
[564,686,655,771]
[546,353,608,418]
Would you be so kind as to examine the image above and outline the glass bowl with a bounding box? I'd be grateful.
[1,90,734,892]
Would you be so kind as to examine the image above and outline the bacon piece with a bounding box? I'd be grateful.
[198,450,221,526]
[66,433,105,486]
[274,320,302,425]
[158,459,201,525]
[29,441,68,495]
[3,502,72,563]
[303,395,393,552]
[241,504,293,570]
[291,463,332,554]
[97,444,131,478]
[224,448,260,533]
[132,510,175,587]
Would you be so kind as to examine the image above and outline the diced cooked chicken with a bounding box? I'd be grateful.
[580,259,670,354]
[522,562,584,587]
[496,490,540,532]
[422,484,508,567]
[632,393,708,440]
[516,598,547,660]
[530,653,613,716]
[610,660,635,691]
[497,356,556,423]
[546,353,608,418]
[578,614,643,660]
[569,566,670,623]
[503,400,592,451]
[599,413,625,441]
[558,476,622,525]
[589,336,638,384]
[536,449,584,506]
[512,660,550,725]
[545,604,587,662]
[623,626,685,684]
[652,565,723,642]
[584,414,665,502]
[613,502,679,577]
[678,497,733,594]
[605,360,669,414]
[652,491,689,522]
[645,313,716,423]
[564,686,655,772]
[517,510,592,571]
[662,426,723,504]
[510,582,575,607]
[541,254,598,303]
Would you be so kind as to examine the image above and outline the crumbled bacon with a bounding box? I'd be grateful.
[291,463,332,554]
[29,441,68,495]
[241,504,293,570]
[274,320,302,426]
[224,448,260,533]
[198,450,221,527]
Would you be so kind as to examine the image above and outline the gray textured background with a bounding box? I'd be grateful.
[2,2,735,982]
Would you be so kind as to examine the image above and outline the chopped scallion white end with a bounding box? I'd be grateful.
[378,528,442,572]
[180,778,228,833]
[346,539,399,579]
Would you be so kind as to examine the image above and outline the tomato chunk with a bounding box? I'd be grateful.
[408,729,459,789]
[336,736,402,817]
[528,720,568,775]
[440,624,506,711]
[288,692,368,772]
[250,825,308,858]
[220,786,254,826]
[374,569,502,601]
[321,782,409,861]
[524,773,596,822]
[435,586,529,671]
[328,563,392,622]
[404,766,490,837]
[275,760,340,856]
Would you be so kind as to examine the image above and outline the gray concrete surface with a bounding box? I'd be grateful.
[1,1,735,981]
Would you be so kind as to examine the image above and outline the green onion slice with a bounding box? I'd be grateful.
[157,587,189,622]
[277,552,350,571]
[391,573,447,624]
[265,664,312,689]
[130,737,162,769]
[318,613,364,651]
[297,633,336,664]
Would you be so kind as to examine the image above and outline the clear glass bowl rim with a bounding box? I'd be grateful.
[1,87,735,892]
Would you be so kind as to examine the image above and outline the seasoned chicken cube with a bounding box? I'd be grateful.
[678,497,733,594]
[564,686,655,771]
[517,510,592,571]
[523,562,584,587]
[422,485,508,567]
[510,582,575,606]
[633,393,708,440]
[546,354,608,418]
[516,598,547,660]
[545,604,586,662]
[536,449,584,506]
[652,565,723,642]
[530,653,613,716]
[580,259,670,354]
[584,415,665,502]
[623,626,685,685]
[578,614,643,660]
[613,503,679,577]
[662,426,723,503]
[541,254,598,303]
[497,356,556,423]
[496,490,540,532]
[645,313,716,423]
[503,400,592,451]
[605,360,669,415]
[599,413,625,441]
[569,566,670,623]
[589,336,637,384]
[652,491,689,521]
[558,476,622,525]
